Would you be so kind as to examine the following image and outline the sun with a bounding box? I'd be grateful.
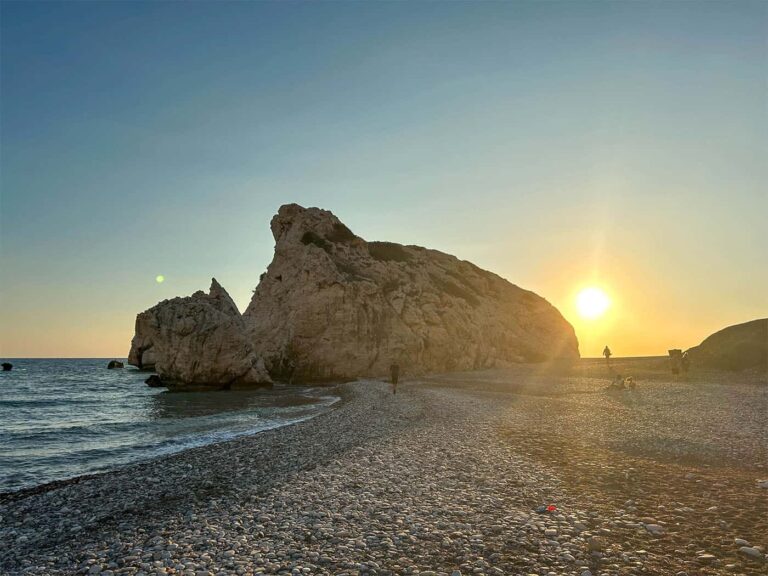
[576,287,610,319]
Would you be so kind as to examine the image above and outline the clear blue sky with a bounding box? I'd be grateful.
[1,1,766,357]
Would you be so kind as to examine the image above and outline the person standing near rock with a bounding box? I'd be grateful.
[390,363,400,394]
[681,351,690,375]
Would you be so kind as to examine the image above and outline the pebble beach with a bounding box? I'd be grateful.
[2,361,766,576]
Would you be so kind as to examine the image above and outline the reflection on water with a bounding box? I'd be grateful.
[0,359,339,492]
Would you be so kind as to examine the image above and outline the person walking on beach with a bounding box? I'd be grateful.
[603,345,612,368]
[390,363,400,395]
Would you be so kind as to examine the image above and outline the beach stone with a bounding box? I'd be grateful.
[587,537,604,552]
[644,524,665,536]
[738,546,765,561]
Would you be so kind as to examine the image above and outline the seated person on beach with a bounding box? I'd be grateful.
[625,375,636,390]
[608,374,625,391]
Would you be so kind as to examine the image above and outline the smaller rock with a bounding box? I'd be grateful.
[696,554,717,564]
[1,362,12,371]
[739,547,765,562]
[587,537,604,552]
[645,524,665,536]
[107,360,124,369]
[734,538,750,547]
[145,375,164,388]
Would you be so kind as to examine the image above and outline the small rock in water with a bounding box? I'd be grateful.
[145,375,164,388]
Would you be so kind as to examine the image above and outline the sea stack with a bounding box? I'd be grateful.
[128,279,272,390]
[129,204,579,387]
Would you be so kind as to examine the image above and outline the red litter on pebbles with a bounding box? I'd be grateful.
[547,505,557,512]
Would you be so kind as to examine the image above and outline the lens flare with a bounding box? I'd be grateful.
[155,275,165,284]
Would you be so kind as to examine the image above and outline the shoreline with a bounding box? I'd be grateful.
[0,388,346,504]
[2,366,766,575]
[0,383,350,504]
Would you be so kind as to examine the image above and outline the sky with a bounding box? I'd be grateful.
[1,1,766,358]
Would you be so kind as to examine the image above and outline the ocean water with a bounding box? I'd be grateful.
[0,359,339,493]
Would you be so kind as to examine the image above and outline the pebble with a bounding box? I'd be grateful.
[739,547,765,562]
[645,524,666,536]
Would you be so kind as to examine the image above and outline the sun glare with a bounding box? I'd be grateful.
[576,287,610,319]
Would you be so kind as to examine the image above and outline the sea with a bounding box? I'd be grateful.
[0,359,339,493]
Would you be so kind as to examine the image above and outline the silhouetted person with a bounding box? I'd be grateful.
[390,363,400,395]
[681,352,690,375]
[603,345,612,367]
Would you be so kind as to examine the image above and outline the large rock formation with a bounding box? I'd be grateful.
[128,279,271,389]
[686,318,767,371]
[243,204,578,381]
[129,204,579,387]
